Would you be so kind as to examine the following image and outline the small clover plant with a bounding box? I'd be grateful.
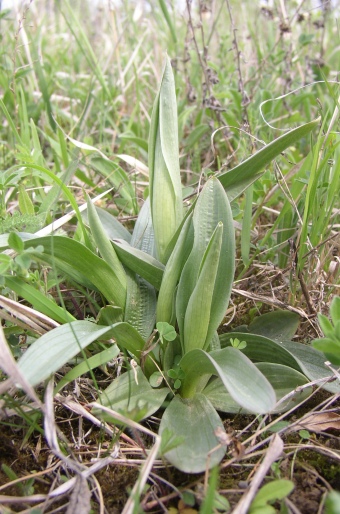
[230,338,247,349]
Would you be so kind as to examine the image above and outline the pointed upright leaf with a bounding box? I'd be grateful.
[149,57,183,262]
[86,194,126,295]
[176,178,235,350]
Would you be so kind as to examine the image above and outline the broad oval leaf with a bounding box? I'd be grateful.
[180,347,276,413]
[248,310,300,342]
[159,393,226,473]
[219,332,300,369]
[203,363,311,414]
[280,340,340,393]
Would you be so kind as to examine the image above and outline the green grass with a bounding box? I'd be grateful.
[0,0,339,512]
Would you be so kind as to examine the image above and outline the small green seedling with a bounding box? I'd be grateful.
[249,479,294,514]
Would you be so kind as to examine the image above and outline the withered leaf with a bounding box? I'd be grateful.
[293,412,340,433]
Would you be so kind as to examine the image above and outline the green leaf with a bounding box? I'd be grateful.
[124,270,156,340]
[299,430,311,440]
[54,344,120,394]
[82,205,132,243]
[325,491,340,514]
[149,57,183,262]
[248,310,300,342]
[312,338,340,364]
[90,156,137,213]
[200,466,221,514]
[23,236,126,309]
[149,371,164,388]
[218,117,320,201]
[156,213,193,324]
[318,314,335,339]
[158,0,177,43]
[183,223,223,353]
[219,332,300,369]
[230,338,247,349]
[0,254,11,274]
[157,322,177,342]
[167,369,178,379]
[159,393,226,473]
[177,178,235,351]
[180,347,276,413]
[18,321,121,386]
[330,297,340,325]
[5,276,76,324]
[86,194,127,294]
[97,305,123,326]
[250,480,294,510]
[18,185,35,215]
[112,239,164,289]
[93,367,169,423]
[130,198,155,256]
[256,363,312,413]
[8,232,24,253]
[160,427,185,456]
[280,340,340,393]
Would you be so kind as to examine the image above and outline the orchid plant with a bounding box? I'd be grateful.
[4,58,337,473]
